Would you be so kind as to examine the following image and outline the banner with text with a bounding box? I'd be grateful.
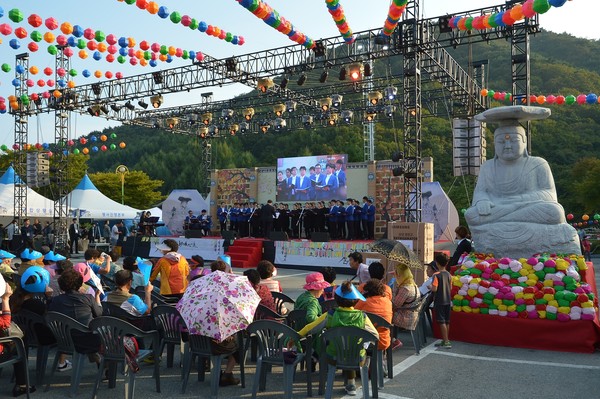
[274,241,372,269]
[150,237,224,260]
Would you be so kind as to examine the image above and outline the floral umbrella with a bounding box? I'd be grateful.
[370,238,422,270]
[176,270,261,342]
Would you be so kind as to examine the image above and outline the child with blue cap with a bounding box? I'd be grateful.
[295,281,379,396]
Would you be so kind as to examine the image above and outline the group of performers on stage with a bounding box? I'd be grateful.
[276,161,347,202]
[216,196,375,240]
[183,209,213,236]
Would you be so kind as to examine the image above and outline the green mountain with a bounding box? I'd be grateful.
[85,30,600,216]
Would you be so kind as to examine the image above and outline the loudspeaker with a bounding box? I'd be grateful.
[221,230,238,241]
[269,231,289,241]
[185,230,205,239]
[311,232,331,242]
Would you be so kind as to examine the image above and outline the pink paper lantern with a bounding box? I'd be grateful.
[63,47,74,57]
[45,17,59,30]
[84,28,95,40]
[106,34,117,45]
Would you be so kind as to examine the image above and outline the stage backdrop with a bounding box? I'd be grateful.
[162,189,209,236]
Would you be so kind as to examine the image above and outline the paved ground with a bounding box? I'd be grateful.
[4,256,600,399]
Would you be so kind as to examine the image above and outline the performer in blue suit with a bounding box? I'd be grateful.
[367,198,376,239]
[217,202,229,231]
[327,200,338,239]
[361,196,369,239]
[311,164,326,200]
[345,199,355,240]
[295,166,312,201]
[318,163,339,200]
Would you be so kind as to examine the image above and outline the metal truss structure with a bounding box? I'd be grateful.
[11,0,538,225]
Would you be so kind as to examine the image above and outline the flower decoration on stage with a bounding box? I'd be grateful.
[449,0,570,32]
[235,0,314,49]
[450,253,596,321]
[117,0,243,45]
[382,0,408,36]
[325,0,355,44]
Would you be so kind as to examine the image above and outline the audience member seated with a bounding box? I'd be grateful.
[355,279,393,351]
[243,269,278,314]
[0,284,37,397]
[358,262,392,300]
[18,248,43,276]
[391,268,421,350]
[198,209,212,237]
[105,270,153,316]
[257,260,281,293]
[419,260,438,296]
[319,267,337,303]
[295,272,330,324]
[150,239,190,299]
[122,256,148,290]
[188,255,210,281]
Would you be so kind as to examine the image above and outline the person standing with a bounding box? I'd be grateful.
[361,197,369,239]
[102,220,110,243]
[367,199,376,239]
[296,166,311,201]
[217,202,229,232]
[260,200,275,239]
[448,225,473,269]
[150,239,189,299]
[21,218,35,250]
[110,221,122,248]
[430,253,452,349]
[345,199,355,240]
[68,218,79,255]
[582,236,592,262]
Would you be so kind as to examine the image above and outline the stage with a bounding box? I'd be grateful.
[433,263,600,353]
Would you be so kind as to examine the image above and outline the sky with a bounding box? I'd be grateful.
[0,0,597,148]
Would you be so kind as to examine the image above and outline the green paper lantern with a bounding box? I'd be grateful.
[554,291,565,300]
[461,299,469,306]
[0,145,7,151]
[546,312,557,320]
[189,19,199,30]
[487,90,495,98]
[516,304,526,312]
[182,50,189,59]
[533,0,551,14]
[480,308,489,315]
[502,299,515,306]
[73,148,80,154]
[483,293,495,301]
[487,14,498,28]
[110,143,116,150]
[594,214,600,221]
[170,11,181,24]
[160,45,168,55]
[565,95,576,104]
[460,208,467,215]
[8,8,24,23]
[95,31,106,43]
[69,69,78,77]
[562,276,575,285]
[535,299,547,305]
[554,286,565,292]
[110,133,117,139]
[225,32,233,42]
[117,55,126,64]
[1,63,11,73]
[47,45,58,55]
[124,0,136,4]
[489,304,498,310]
[452,299,462,306]
[247,0,260,12]
[542,267,556,274]
[77,39,86,49]
[557,299,570,307]
[534,270,546,280]
[465,17,474,31]
[30,31,42,42]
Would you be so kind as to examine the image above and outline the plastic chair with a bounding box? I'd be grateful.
[43,311,94,396]
[364,312,394,388]
[151,305,188,369]
[0,336,32,399]
[254,304,286,322]
[320,299,338,313]
[100,274,117,292]
[89,316,161,399]
[392,294,429,355]
[271,291,295,314]
[181,332,245,398]
[318,326,379,399]
[286,309,308,331]
[246,320,310,398]
[419,292,435,344]
[12,309,55,385]
[101,302,154,331]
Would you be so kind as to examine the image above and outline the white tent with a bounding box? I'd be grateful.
[0,166,55,217]
[68,174,140,220]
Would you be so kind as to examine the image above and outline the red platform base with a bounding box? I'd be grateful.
[433,263,600,354]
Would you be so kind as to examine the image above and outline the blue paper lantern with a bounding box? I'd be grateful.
[67,36,77,47]
[119,47,128,56]
[72,25,83,37]
[0,6,3,18]
[57,79,66,88]
[90,135,97,142]
[585,93,597,104]
[15,65,25,74]
[63,149,69,156]
[12,78,20,87]
[158,6,169,19]
[9,39,21,50]
[166,55,173,63]
[92,146,98,152]
[149,59,157,67]
[189,50,196,60]
[549,0,567,6]
[0,109,6,114]
[231,36,239,45]
[93,51,102,61]
[118,37,128,48]
[198,21,208,32]
[42,143,49,149]
[82,69,91,78]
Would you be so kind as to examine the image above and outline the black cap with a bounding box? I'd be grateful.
[428,260,438,272]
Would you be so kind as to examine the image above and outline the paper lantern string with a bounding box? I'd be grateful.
[324,0,355,44]
[481,88,600,105]
[382,0,408,37]
[116,0,244,46]
[234,0,316,49]
[449,0,569,32]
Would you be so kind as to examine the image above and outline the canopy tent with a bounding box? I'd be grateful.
[0,166,55,217]
[68,174,140,220]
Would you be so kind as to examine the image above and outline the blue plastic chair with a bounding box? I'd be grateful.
[151,305,188,370]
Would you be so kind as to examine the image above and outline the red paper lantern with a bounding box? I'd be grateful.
[45,17,58,30]
[27,14,42,27]
[15,27,28,39]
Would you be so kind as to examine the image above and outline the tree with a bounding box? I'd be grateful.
[88,170,165,209]
[570,157,600,213]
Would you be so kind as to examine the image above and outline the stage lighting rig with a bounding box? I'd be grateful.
[319,70,329,83]
[348,63,363,81]
[273,104,286,117]
[285,100,297,113]
[259,121,271,133]
[152,71,164,84]
[124,101,135,111]
[208,125,219,137]
[229,124,239,136]
[138,99,149,109]
[384,86,398,100]
[331,94,343,108]
[273,118,287,131]
[384,105,396,118]
[100,105,109,115]
[199,127,208,139]
[225,57,238,72]
[202,112,213,125]
[364,110,377,122]
[87,105,101,117]
[151,94,163,108]
[302,115,314,129]
[368,91,383,105]
[239,122,250,134]
[166,117,179,129]
[110,104,122,112]
[297,73,307,86]
[319,98,332,112]
[327,113,338,126]
[339,67,347,81]
[363,63,372,77]
[257,77,274,93]
[341,110,353,124]
[222,109,234,121]
[91,83,101,96]
[280,76,289,89]
[243,108,255,121]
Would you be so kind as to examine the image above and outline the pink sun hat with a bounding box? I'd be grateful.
[303,272,331,291]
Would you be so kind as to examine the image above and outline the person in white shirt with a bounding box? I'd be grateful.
[419,260,438,296]
[110,221,122,247]
[348,252,370,284]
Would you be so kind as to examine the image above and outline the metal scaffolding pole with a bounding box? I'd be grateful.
[13,53,29,229]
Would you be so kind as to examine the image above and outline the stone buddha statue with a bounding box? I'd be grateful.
[464,106,581,258]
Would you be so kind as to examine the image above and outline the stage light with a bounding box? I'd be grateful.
[202,112,213,125]
[87,106,100,117]
[273,118,287,131]
[151,94,163,108]
[199,127,208,139]
[91,83,101,96]
[243,108,255,121]
[285,100,297,113]
[327,113,338,126]
[273,103,286,117]
[100,105,109,115]
[257,77,274,93]
[331,94,343,108]
[319,97,332,112]
[280,76,289,90]
[302,115,314,129]
[152,71,164,84]
[385,86,398,100]
[319,70,329,83]
[152,120,160,129]
[188,114,198,125]
[225,57,238,72]
[229,123,239,136]
[368,91,383,105]
[166,117,179,129]
[239,122,250,134]
[110,104,122,112]
[208,125,219,137]
[438,16,453,33]
[297,73,307,86]
[313,41,326,58]
[259,122,270,133]
[348,63,363,81]
[364,111,377,122]
[363,63,372,77]
[339,67,347,81]
[138,99,148,109]
[341,110,354,124]
[384,105,396,118]
[124,101,135,111]
[409,108,417,116]
[222,108,234,121]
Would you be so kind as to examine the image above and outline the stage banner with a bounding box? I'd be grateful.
[274,241,372,268]
[149,237,224,260]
